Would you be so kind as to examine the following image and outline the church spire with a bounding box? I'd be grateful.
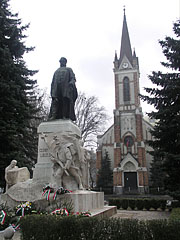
[119,8,133,66]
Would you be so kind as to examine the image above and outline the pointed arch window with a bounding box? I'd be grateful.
[123,77,130,102]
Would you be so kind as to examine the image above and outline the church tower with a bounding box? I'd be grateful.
[96,9,153,194]
[113,10,149,194]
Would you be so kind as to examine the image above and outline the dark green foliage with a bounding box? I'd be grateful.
[169,208,180,221]
[109,198,122,209]
[0,0,44,187]
[144,199,151,211]
[146,219,180,240]
[149,150,166,189]
[97,151,113,188]
[121,198,129,210]
[109,198,168,211]
[136,199,145,210]
[20,215,180,240]
[160,200,167,211]
[128,199,136,210]
[170,191,180,201]
[150,199,159,210]
[171,201,180,208]
[140,20,180,196]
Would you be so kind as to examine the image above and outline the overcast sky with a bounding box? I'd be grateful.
[10,0,180,126]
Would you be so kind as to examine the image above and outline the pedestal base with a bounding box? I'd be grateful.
[1,180,104,213]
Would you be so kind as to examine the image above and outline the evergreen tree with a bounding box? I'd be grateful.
[0,0,40,188]
[97,151,113,189]
[149,150,166,189]
[140,20,180,195]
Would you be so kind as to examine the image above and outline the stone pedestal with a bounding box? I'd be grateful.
[34,190,104,213]
[1,181,104,213]
[33,119,81,189]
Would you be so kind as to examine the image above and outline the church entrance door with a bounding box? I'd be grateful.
[124,172,137,192]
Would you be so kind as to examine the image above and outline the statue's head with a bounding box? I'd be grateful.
[66,143,76,155]
[11,160,17,168]
[59,57,67,67]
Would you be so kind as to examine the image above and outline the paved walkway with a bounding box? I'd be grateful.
[111,209,170,220]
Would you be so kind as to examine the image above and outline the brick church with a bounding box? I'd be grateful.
[96,10,154,194]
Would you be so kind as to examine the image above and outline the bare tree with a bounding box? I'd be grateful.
[75,92,109,148]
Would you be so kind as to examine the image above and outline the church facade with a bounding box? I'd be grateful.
[96,11,154,194]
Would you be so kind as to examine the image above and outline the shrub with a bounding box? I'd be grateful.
[146,219,180,240]
[150,199,160,210]
[109,198,169,211]
[144,199,151,211]
[108,198,116,206]
[128,199,136,210]
[171,201,180,208]
[109,198,122,209]
[169,208,180,221]
[121,199,129,210]
[136,199,144,210]
[160,200,167,211]
[170,191,180,201]
[20,215,180,240]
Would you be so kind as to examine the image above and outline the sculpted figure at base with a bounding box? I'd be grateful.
[78,141,90,189]
[42,134,84,190]
[5,160,18,191]
[49,57,78,121]
[5,160,30,191]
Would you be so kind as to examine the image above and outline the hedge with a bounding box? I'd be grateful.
[109,198,169,211]
[20,215,180,240]
[169,208,180,221]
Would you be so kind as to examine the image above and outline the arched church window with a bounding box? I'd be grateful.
[123,77,130,102]
[124,135,134,153]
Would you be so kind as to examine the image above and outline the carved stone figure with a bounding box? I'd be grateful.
[42,134,84,189]
[51,142,83,189]
[78,141,90,189]
[5,160,18,191]
[49,57,78,121]
[67,143,84,190]
[5,160,30,191]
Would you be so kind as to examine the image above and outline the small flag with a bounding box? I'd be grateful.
[0,210,6,225]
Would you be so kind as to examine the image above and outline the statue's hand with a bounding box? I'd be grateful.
[51,156,56,163]
[65,160,71,170]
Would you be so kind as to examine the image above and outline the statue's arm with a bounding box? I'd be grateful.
[50,73,56,97]
[5,168,10,184]
[64,148,73,170]
[69,68,76,84]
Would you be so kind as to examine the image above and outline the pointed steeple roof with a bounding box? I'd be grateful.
[114,50,118,61]
[119,9,133,65]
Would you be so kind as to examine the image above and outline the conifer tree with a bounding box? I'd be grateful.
[0,0,40,188]
[141,20,180,196]
[149,150,166,189]
[97,151,113,189]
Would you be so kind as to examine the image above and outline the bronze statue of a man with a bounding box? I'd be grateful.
[49,57,78,121]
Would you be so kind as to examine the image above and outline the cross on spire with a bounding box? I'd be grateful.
[123,5,126,15]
